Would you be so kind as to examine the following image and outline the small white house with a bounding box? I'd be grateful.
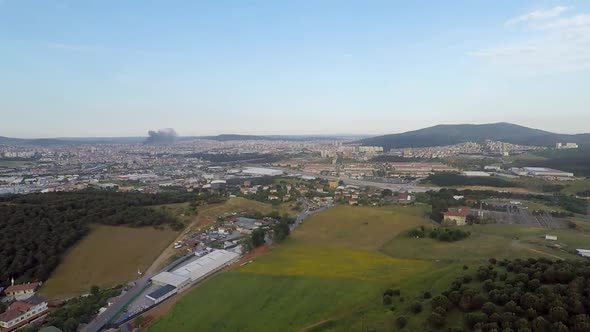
[545,235,558,241]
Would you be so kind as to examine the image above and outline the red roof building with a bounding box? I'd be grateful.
[443,207,471,226]
[0,296,48,332]
[4,283,41,297]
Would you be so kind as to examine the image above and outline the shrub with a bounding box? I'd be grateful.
[410,301,423,314]
[396,316,407,328]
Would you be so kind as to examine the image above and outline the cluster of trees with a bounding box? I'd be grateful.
[423,258,590,331]
[408,226,471,242]
[44,285,122,332]
[0,191,201,288]
[417,188,588,219]
[416,188,467,222]
[426,173,516,188]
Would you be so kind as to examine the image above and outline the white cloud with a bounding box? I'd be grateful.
[505,6,568,27]
[470,8,590,71]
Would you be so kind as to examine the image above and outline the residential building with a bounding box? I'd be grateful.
[443,207,471,226]
[0,296,49,332]
[4,282,41,299]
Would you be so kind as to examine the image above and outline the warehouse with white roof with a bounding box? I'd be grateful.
[172,250,239,282]
[147,249,240,305]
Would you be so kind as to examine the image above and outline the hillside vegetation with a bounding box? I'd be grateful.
[0,191,204,288]
[357,123,590,149]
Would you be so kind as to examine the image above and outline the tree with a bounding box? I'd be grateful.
[482,302,497,316]
[410,301,423,313]
[396,316,407,328]
[251,229,266,247]
[133,315,145,328]
[90,285,100,295]
[531,316,550,332]
[431,295,451,310]
[428,312,445,328]
[272,221,290,242]
[549,306,569,323]
[383,295,392,306]
[63,318,78,332]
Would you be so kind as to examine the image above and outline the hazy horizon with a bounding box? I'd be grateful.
[2,1,590,137]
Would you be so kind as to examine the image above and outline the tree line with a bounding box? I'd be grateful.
[416,258,590,331]
[0,190,203,288]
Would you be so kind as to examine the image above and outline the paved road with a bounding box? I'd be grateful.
[280,168,439,193]
[84,199,327,332]
[290,199,332,231]
[82,253,193,332]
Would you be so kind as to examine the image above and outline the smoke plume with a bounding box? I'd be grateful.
[145,128,178,144]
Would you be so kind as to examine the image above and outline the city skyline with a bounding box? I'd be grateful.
[1,1,590,137]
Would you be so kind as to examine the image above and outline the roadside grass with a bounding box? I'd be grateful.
[41,225,178,300]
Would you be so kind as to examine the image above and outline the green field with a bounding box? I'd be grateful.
[148,205,432,332]
[147,204,590,332]
[0,160,30,168]
[41,225,178,300]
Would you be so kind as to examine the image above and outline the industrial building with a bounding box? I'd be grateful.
[521,167,575,179]
[172,250,239,282]
[241,167,284,176]
[145,285,177,305]
[150,272,191,291]
[146,250,240,304]
[556,142,578,149]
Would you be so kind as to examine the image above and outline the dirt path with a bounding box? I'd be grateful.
[146,214,201,274]
[524,247,564,260]
[298,318,334,332]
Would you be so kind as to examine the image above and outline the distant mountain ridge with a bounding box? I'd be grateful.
[356,123,590,149]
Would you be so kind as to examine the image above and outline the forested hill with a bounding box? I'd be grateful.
[0,191,208,288]
[357,123,590,149]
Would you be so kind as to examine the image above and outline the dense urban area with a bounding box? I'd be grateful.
[1,125,590,332]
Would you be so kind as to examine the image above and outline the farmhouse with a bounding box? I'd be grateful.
[443,207,471,226]
[0,296,48,332]
[383,194,414,204]
[4,282,41,299]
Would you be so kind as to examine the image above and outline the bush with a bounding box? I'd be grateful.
[410,301,423,313]
[383,295,392,306]
[396,316,407,328]
[428,312,445,328]
[423,291,432,299]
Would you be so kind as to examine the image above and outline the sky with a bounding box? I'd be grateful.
[1,0,589,138]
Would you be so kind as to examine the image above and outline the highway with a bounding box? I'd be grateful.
[282,169,440,193]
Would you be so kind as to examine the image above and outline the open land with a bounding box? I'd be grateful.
[40,225,178,301]
[147,202,590,332]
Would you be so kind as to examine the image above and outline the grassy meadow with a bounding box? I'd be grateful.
[147,204,590,332]
[41,225,178,300]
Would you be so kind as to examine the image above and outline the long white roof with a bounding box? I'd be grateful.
[172,250,239,282]
[151,271,190,287]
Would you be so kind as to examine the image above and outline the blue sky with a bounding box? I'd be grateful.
[1,0,589,137]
